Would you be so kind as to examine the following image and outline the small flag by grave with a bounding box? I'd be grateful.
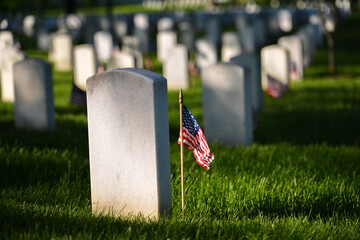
[267,74,288,98]
[178,105,214,170]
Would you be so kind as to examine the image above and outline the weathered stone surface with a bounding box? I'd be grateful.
[86,68,172,219]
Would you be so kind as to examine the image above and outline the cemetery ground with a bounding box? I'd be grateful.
[1,13,360,240]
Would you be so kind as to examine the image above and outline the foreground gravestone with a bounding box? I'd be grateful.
[86,68,172,219]
[221,32,242,62]
[278,35,303,81]
[52,33,73,72]
[0,31,14,49]
[202,62,253,146]
[261,45,290,95]
[1,48,25,102]
[14,58,55,130]
[157,31,177,62]
[230,53,263,112]
[73,44,97,90]
[163,44,189,90]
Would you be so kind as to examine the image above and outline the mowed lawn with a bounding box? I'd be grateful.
[1,11,360,240]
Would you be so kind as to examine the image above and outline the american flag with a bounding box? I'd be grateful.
[178,105,214,170]
[290,61,301,80]
[70,82,87,107]
[267,74,288,98]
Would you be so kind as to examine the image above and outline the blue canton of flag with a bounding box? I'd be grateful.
[178,105,214,170]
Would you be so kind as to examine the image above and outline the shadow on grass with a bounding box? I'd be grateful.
[255,85,360,146]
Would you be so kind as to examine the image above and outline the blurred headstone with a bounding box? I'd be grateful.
[157,31,176,62]
[221,31,242,62]
[261,45,289,98]
[195,38,217,70]
[73,44,96,90]
[202,62,253,146]
[231,53,263,112]
[163,44,189,90]
[52,33,73,71]
[14,58,55,130]
[0,48,25,102]
[94,31,113,63]
[278,35,304,81]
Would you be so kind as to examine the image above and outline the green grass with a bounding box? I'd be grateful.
[1,12,360,240]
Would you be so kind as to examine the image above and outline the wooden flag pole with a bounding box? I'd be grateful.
[179,89,185,217]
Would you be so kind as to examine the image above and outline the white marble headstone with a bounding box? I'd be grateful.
[157,31,177,62]
[0,48,25,102]
[52,33,73,72]
[230,53,263,112]
[0,31,14,49]
[94,31,113,63]
[14,58,55,131]
[73,44,96,90]
[107,50,136,70]
[202,62,253,146]
[260,45,290,90]
[221,32,242,62]
[86,68,172,219]
[278,35,303,81]
[195,38,217,70]
[163,44,189,90]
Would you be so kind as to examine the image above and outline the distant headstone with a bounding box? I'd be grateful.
[134,13,149,53]
[94,31,113,63]
[230,53,263,112]
[195,38,217,70]
[52,33,73,71]
[0,31,14,49]
[253,19,267,49]
[157,17,174,31]
[157,31,177,62]
[206,17,221,47]
[178,21,195,51]
[163,44,189,90]
[221,32,242,62]
[86,68,172,219]
[23,15,36,37]
[122,36,143,68]
[295,30,311,67]
[278,35,303,80]
[261,45,290,94]
[0,48,25,102]
[37,28,52,51]
[278,9,293,32]
[14,58,55,130]
[202,62,253,146]
[114,18,128,40]
[239,25,255,53]
[107,50,136,70]
[73,44,96,90]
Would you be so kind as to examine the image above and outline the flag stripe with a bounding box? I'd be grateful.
[178,105,214,170]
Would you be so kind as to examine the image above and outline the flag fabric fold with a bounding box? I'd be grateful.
[178,105,214,170]
[267,74,288,99]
